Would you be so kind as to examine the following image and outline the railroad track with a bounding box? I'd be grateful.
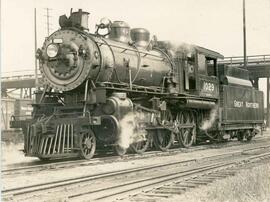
[3,136,269,176]
[68,150,270,201]
[2,144,270,202]
[127,154,270,202]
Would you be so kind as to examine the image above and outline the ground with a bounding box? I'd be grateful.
[1,130,270,201]
[165,163,270,202]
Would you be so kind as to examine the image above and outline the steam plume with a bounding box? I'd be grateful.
[2,142,36,166]
[176,42,196,55]
[117,112,147,149]
[200,107,218,131]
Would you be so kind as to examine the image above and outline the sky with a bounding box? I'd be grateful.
[1,0,270,96]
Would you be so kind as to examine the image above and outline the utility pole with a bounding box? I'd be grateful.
[44,8,52,37]
[34,8,38,95]
[267,78,270,127]
[243,0,247,69]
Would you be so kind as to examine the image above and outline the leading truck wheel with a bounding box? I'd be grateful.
[79,130,96,160]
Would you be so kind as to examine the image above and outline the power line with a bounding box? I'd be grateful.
[44,8,52,37]
[34,8,38,90]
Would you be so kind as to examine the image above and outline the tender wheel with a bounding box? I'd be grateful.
[246,135,252,141]
[79,130,96,160]
[153,109,174,151]
[204,130,221,142]
[245,130,253,142]
[114,145,127,156]
[237,131,244,141]
[175,111,196,148]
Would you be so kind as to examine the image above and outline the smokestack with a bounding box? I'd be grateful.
[59,9,90,30]
[70,9,90,30]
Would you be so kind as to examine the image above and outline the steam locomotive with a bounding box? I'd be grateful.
[11,9,264,160]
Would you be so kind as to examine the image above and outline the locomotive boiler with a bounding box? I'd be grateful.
[11,9,264,160]
[39,11,171,92]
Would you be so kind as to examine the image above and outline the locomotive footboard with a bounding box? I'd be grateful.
[23,116,99,160]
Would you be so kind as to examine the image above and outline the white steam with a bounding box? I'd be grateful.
[1,142,37,166]
[117,112,147,149]
[176,42,196,55]
[200,108,218,131]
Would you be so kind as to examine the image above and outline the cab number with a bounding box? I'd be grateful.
[203,82,215,92]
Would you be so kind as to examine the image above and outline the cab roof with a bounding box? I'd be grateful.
[195,46,224,59]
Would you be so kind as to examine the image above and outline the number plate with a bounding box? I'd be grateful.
[200,79,218,98]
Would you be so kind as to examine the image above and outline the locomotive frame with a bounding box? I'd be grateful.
[10,9,264,160]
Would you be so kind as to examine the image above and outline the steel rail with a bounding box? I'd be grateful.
[2,159,196,196]
[2,136,267,176]
[130,152,270,201]
[71,151,270,201]
[2,144,270,201]
[2,136,269,176]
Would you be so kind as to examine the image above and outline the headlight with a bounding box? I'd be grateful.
[46,44,59,58]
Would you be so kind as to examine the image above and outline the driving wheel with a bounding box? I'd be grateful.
[114,145,127,156]
[153,109,174,151]
[175,111,196,148]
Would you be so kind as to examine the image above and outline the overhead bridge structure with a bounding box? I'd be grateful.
[1,70,42,99]
[218,54,270,83]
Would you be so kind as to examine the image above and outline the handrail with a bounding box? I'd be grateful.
[2,54,270,80]
[222,54,270,59]
[218,54,270,65]
[1,74,42,81]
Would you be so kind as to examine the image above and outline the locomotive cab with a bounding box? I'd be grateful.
[178,46,223,99]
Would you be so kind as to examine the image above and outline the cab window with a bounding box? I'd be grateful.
[187,56,196,89]
[198,54,206,75]
[206,57,217,77]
